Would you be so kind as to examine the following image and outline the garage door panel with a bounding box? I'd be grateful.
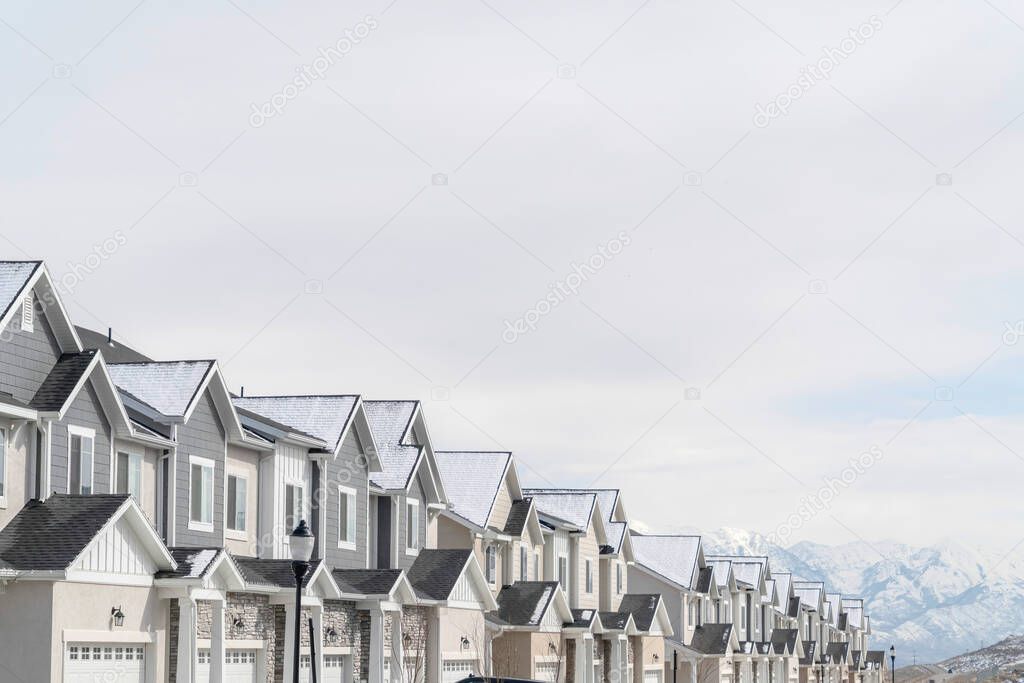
[443,658,477,683]
[198,648,259,683]
[65,643,145,683]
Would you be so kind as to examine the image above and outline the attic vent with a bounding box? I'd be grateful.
[20,295,33,332]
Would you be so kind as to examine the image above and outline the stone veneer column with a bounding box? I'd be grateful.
[177,597,197,683]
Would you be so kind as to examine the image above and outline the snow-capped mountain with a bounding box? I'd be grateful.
[694,527,1024,664]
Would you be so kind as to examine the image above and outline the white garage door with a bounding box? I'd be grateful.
[535,661,559,682]
[197,648,258,683]
[65,643,145,683]
[644,669,663,683]
[442,658,477,683]
[323,654,347,683]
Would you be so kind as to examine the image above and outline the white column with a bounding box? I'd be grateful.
[582,636,594,683]
[313,604,325,683]
[688,659,696,683]
[284,602,296,683]
[369,606,385,683]
[176,597,197,683]
[574,636,588,683]
[427,608,442,683]
[211,599,226,683]
[391,609,404,683]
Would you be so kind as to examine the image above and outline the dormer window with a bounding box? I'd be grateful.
[20,295,33,332]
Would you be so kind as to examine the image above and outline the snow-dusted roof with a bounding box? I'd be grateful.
[522,489,597,531]
[707,559,733,587]
[363,400,421,491]
[826,593,843,626]
[109,361,213,417]
[0,261,39,318]
[762,579,776,604]
[631,535,702,589]
[774,572,793,604]
[708,554,768,585]
[435,451,511,529]
[793,581,824,610]
[729,561,762,589]
[232,395,358,452]
[841,598,864,629]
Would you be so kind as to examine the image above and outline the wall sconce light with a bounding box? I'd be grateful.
[403,633,413,647]
[111,606,125,628]
[460,636,470,650]
[232,616,245,629]
[548,642,557,652]
[326,627,338,641]
[653,654,659,662]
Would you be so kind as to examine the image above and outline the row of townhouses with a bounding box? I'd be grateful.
[0,261,890,683]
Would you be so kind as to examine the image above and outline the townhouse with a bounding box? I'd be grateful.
[0,259,888,683]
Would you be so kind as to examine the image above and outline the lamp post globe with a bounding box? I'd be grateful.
[290,520,315,682]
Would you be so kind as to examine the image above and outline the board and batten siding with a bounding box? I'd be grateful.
[0,292,61,404]
[264,441,311,559]
[394,470,428,571]
[50,380,113,495]
[175,390,226,547]
[487,476,513,531]
[323,429,370,570]
[73,514,156,576]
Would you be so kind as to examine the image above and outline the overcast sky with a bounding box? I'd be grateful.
[2,0,1023,552]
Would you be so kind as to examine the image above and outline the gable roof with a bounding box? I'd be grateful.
[233,557,340,598]
[631,535,702,591]
[522,489,605,536]
[406,549,497,609]
[689,624,733,655]
[495,581,562,627]
[0,262,81,353]
[842,597,865,629]
[618,593,672,635]
[774,572,793,606]
[76,326,153,363]
[800,640,818,666]
[332,568,404,596]
[363,400,424,491]
[109,360,214,417]
[694,566,713,594]
[826,642,850,663]
[598,611,634,632]
[826,592,842,627]
[793,581,824,611]
[29,351,97,412]
[435,450,511,529]
[771,628,799,655]
[0,494,174,573]
[158,548,224,580]
[708,555,768,589]
[503,498,533,536]
[0,261,40,321]
[232,395,360,454]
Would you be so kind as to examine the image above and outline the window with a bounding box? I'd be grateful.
[116,451,142,500]
[616,562,623,594]
[189,455,214,530]
[338,485,356,548]
[227,474,247,532]
[285,483,304,531]
[520,546,528,581]
[585,560,593,593]
[688,599,695,627]
[485,546,497,584]
[0,427,6,502]
[740,604,747,635]
[68,426,94,495]
[20,295,33,332]
[533,552,540,580]
[557,556,568,590]
[405,499,419,553]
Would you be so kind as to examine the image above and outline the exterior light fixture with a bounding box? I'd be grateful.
[460,636,470,650]
[403,633,413,647]
[111,606,125,627]
[290,520,315,683]
[326,626,338,641]
[232,616,245,629]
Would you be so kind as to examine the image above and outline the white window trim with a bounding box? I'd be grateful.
[115,449,144,501]
[67,425,95,495]
[0,426,7,509]
[283,480,305,542]
[405,498,420,556]
[337,484,357,550]
[585,559,593,593]
[225,470,248,540]
[188,454,215,533]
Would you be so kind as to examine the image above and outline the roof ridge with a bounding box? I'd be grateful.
[109,359,215,365]
[235,394,360,400]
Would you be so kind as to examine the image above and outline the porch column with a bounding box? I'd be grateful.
[283,602,296,683]
[582,635,594,683]
[312,603,325,683]
[211,598,226,683]
[390,608,404,683]
[176,596,197,683]
[369,605,386,683]
[610,636,627,683]
[427,608,442,683]
[688,659,696,683]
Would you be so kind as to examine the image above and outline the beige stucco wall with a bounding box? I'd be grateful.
[0,420,32,529]
[576,527,600,610]
[438,606,487,664]
[49,581,168,683]
[436,514,474,549]
[0,580,55,681]
[225,444,260,556]
[493,631,534,678]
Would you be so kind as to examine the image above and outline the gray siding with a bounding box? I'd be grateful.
[394,471,428,571]
[323,429,370,570]
[50,379,113,494]
[175,390,226,547]
[0,293,61,404]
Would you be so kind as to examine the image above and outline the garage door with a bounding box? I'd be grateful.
[442,658,477,683]
[65,643,145,683]
[535,661,559,682]
[644,669,663,683]
[323,654,347,683]
[197,648,258,683]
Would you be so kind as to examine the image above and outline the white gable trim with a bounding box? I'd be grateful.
[0,264,83,354]
[63,498,175,584]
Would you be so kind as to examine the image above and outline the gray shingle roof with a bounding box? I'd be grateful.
[332,568,403,596]
[631,535,701,589]
[599,611,630,631]
[827,642,849,663]
[729,561,761,588]
[800,641,818,666]
[233,557,323,588]
[842,598,864,628]
[695,566,713,594]
[76,326,153,363]
[363,400,422,491]
[0,494,129,570]
[435,451,510,529]
[618,594,661,632]
[503,498,533,536]
[232,395,358,452]
[156,548,224,579]
[788,596,801,618]
[689,624,732,655]
[826,592,842,626]
[521,490,596,531]
[0,261,40,321]
[771,628,798,655]
[406,549,470,601]
[495,581,558,626]
[569,608,598,628]
[109,360,214,417]
[29,350,97,411]
[865,651,885,668]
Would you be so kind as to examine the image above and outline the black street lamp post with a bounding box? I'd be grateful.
[889,645,895,683]
[290,520,315,683]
